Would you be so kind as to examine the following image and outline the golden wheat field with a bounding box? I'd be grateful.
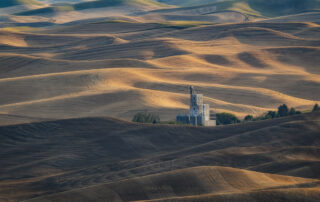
[0,0,320,201]
[0,1,319,124]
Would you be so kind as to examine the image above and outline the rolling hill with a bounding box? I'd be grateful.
[0,0,43,8]
[154,0,320,19]
[13,0,320,19]
[157,0,219,7]
[73,0,168,10]
[26,167,320,202]
[15,0,170,16]
[0,112,319,201]
[249,0,320,17]
[0,0,320,201]
[0,19,319,122]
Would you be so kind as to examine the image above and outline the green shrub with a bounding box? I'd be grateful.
[289,108,296,115]
[132,112,160,124]
[265,111,278,119]
[244,115,254,121]
[216,113,240,125]
[313,104,320,112]
[289,107,301,115]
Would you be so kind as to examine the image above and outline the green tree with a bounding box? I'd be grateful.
[313,104,320,112]
[132,112,160,124]
[288,107,302,115]
[278,104,289,117]
[216,113,240,125]
[244,115,254,121]
[289,108,296,115]
[265,111,277,119]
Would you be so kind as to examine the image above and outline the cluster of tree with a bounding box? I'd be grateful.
[132,112,160,124]
[216,113,240,125]
[244,104,301,122]
[217,103,319,125]
[132,104,319,126]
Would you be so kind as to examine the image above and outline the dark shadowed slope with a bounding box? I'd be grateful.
[0,112,319,201]
[27,166,320,202]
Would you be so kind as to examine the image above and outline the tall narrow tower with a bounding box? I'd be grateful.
[190,86,194,95]
[177,86,216,126]
[190,86,203,117]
